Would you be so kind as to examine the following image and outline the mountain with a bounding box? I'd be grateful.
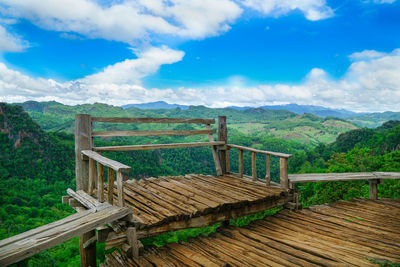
[121,101,189,110]
[259,104,359,118]
[347,111,400,128]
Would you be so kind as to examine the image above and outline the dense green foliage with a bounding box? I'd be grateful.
[1,102,399,266]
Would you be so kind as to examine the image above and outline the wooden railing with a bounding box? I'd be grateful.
[226,144,293,189]
[81,150,131,207]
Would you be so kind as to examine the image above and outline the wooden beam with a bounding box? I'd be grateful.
[265,154,271,186]
[88,158,96,196]
[81,150,131,172]
[117,171,125,207]
[289,172,380,183]
[67,189,102,210]
[369,179,378,200]
[238,149,243,178]
[218,116,228,174]
[227,144,292,158]
[94,141,225,152]
[91,117,215,124]
[92,129,215,137]
[127,227,139,258]
[251,152,257,181]
[107,168,115,205]
[75,114,92,192]
[280,157,289,189]
[97,162,104,203]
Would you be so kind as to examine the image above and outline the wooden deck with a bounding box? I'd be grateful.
[102,198,400,267]
[110,174,289,239]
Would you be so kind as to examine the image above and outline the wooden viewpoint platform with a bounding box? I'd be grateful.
[102,198,400,267]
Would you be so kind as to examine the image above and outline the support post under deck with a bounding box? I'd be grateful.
[75,114,96,267]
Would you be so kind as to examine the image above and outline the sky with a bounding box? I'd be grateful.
[0,0,399,112]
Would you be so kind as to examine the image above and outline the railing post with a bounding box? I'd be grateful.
[117,170,125,207]
[238,149,243,178]
[251,152,257,181]
[97,163,104,203]
[265,154,271,186]
[108,168,115,205]
[75,114,96,267]
[226,148,230,173]
[280,157,289,189]
[369,179,378,200]
[75,114,92,191]
[218,116,228,174]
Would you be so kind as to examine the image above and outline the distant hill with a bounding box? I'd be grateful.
[259,104,359,118]
[12,101,359,145]
[347,111,400,128]
[122,101,189,110]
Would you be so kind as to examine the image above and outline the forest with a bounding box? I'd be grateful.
[0,102,399,266]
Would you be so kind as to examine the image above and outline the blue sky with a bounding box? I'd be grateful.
[0,0,399,112]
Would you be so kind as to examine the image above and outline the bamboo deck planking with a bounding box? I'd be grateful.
[102,198,400,267]
[105,174,288,230]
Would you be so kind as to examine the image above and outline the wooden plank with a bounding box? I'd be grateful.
[91,117,215,124]
[67,188,102,210]
[372,172,400,179]
[227,144,292,158]
[81,150,131,172]
[265,154,271,186]
[92,129,215,137]
[252,152,257,181]
[88,158,96,196]
[280,158,289,189]
[289,172,379,183]
[206,124,222,176]
[107,168,114,205]
[127,227,139,258]
[0,206,131,267]
[97,162,105,203]
[218,116,228,174]
[116,171,125,207]
[238,149,243,178]
[94,141,225,152]
[136,195,290,239]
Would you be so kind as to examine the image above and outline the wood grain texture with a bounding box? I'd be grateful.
[81,150,131,172]
[289,172,400,183]
[238,149,243,178]
[75,114,92,192]
[218,116,227,174]
[280,157,289,189]
[206,124,222,176]
[0,205,131,266]
[103,199,400,267]
[265,154,271,186]
[227,144,293,158]
[91,117,215,124]
[97,162,105,203]
[107,168,114,205]
[92,129,215,137]
[94,141,225,152]
[103,174,287,232]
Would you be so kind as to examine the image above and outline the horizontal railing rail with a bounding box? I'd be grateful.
[92,129,216,137]
[94,141,225,152]
[226,144,293,189]
[91,117,215,124]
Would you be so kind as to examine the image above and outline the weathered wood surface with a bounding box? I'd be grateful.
[227,144,293,158]
[104,174,287,230]
[91,117,215,124]
[289,172,400,183]
[94,141,225,152]
[92,129,216,137]
[206,124,222,176]
[81,150,131,172]
[103,198,400,267]
[0,205,131,266]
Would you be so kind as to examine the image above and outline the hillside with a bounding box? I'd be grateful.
[15,101,358,146]
[347,111,400,128]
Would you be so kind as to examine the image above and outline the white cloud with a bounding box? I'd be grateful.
[0,0,242,44]
[0,24,26,52]
[349,50,388,61]
[239,0,334,21]
[82,46,184,85]
[1,48,400,112]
